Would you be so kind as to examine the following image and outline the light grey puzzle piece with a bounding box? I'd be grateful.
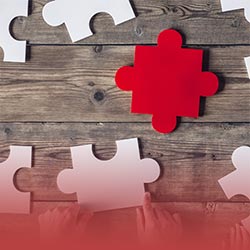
[220,1,250,79]
[0,146,32,214]
[0,0,28,62]
[245,57,250,78]
[57,138,160,212]
[43,0,135,42]
[219,146,250,233]
[220,0,250,23]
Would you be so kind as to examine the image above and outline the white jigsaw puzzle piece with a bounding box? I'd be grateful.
[220,0,250,23]
[57,138,160,212]
[220,1,250,79]
[244,57,250,79]
[0,146,32,214]
[218,146,250,233]
[0,0,29,62]
[43,0,135,42]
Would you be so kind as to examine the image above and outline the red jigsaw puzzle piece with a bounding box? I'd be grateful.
[115,29,219,133]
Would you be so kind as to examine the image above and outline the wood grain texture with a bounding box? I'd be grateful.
[0,0,249,238]
[0,122,248,202]
[0,45,249,122]
[9,0,250,45]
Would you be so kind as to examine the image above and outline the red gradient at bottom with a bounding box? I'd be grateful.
[0,235,236,250]
[0,212,247,250]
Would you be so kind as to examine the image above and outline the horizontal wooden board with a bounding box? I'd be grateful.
[0,46,249,122]
[0,122,248,202]
[9,0,250,45]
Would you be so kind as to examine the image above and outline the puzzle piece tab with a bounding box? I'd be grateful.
[0,146,32,214]
[220,0,250,23]
[115,29,219,134]
[219,146,250,233]
[57,138,160,212]
[43,0,135,42]
[0,0,28,62]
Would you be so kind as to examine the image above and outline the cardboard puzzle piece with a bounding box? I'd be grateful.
[0,0,28,62]
[245,57,250,78]
[115,29,219,134]
[57,138,160,212]
[0,146,32,214]
[220,0,250,23]
[42,0,135,42]
[219,146,250,233]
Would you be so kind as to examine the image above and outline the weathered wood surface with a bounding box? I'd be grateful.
[0,122,248,202]
[0,46,249,122]
[10,0,250,45]
[0,0,249,240]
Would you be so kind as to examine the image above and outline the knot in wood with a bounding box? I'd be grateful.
[90,89,106,105]
[94,45,103,53]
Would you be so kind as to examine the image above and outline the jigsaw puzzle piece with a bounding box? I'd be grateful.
[57,138,160,212]
[0,0,28,62]
[220,1,250,79]
[116,29,218,133]
[245,57,250,78]
[116,31,188,132]
[43,0,135,42]
[0,146,32,214]
[143,30,218,121]
[219,146,250,200]
[220,0,250,23]
[219,146,250,233]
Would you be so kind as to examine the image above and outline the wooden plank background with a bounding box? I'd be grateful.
[0,0,250,245]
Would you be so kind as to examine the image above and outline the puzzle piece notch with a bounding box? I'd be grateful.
[220,0,250,23]
[42,0,135,42]
[0,0,28,62]
[0,146,32,214]
[116,29,219,134]
[218,146,250,233]
[57,138,160,212]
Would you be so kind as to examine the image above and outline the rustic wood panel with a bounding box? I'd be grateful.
[0,122,248,202]
[0,46,249,122]
[10,0,250,45]
[0,0,249,243]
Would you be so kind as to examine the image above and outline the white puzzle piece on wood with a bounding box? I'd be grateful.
[42,0,136,42]
[0,0,29,62]
[245,57,250,78]
[57,138,160,212]
[220,0,250,79]
[218,146,250,233]
[220,0,250,23]
[0,146,32,214]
